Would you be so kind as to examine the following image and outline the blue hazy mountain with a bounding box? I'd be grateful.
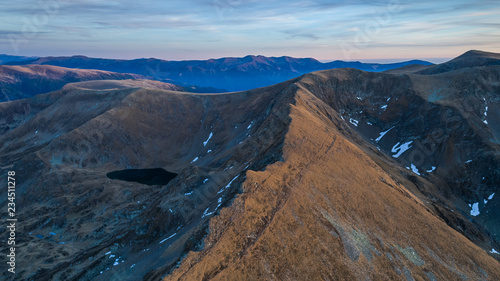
[0,54,38,64]
[3,54,433,92]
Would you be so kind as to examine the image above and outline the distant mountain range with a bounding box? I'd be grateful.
[1,54,433,92]
[0,64,226,102]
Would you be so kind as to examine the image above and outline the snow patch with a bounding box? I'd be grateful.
[201,207,213,218]
[488,193,495,200]
[483,97,488,117]
[203,132,213,146]
[427,166,436,173]
[203,178,209,184]
[191,157,199,163]
[247,122,253,129]
[159,233,177,244]
[184,191,193,196]
[465,160,472,163]
[349,118,359,127]
[391,141,413,158]
[381,105,388,110]
[375,126,395,142]
[217,175,239,194]
[491,249,499,254]
[470,202,480,216]
[410,164,420,175]
[130,264,136,268]
[214,197,224,211]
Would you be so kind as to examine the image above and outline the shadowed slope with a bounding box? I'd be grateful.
[0,79,294,281]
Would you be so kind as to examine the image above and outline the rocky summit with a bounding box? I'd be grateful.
[0,50,499,281]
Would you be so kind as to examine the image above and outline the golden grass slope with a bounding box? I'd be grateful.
[165,87,500,281]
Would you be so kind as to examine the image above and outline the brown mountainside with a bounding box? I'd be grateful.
[166,85,500,281]
[0,50,499,280]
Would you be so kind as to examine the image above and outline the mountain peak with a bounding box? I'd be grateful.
[415,49,500,75]
[458,49,500,59]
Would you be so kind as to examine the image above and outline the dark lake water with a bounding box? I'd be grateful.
[106,168,178,186]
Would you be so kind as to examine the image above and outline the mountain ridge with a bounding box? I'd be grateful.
[165,82,500,280]
[1,54,433,92]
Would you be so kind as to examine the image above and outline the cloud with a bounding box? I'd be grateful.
[0,0,498,59]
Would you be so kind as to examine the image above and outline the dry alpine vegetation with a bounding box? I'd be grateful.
[0,50,499,280]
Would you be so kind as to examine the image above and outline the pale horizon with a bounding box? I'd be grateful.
[1,51,465,65]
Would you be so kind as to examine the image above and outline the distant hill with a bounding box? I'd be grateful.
[3,54,433,91]
[0,54,37,65]
[0,64,222,102]
[0,65,143,102]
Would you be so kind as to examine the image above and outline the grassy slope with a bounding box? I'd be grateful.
[165,88,500,280]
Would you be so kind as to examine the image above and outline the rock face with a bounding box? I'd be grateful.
[0,51,499,281]
[4,54,432,92]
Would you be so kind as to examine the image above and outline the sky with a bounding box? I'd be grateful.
[1,0,499,62]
